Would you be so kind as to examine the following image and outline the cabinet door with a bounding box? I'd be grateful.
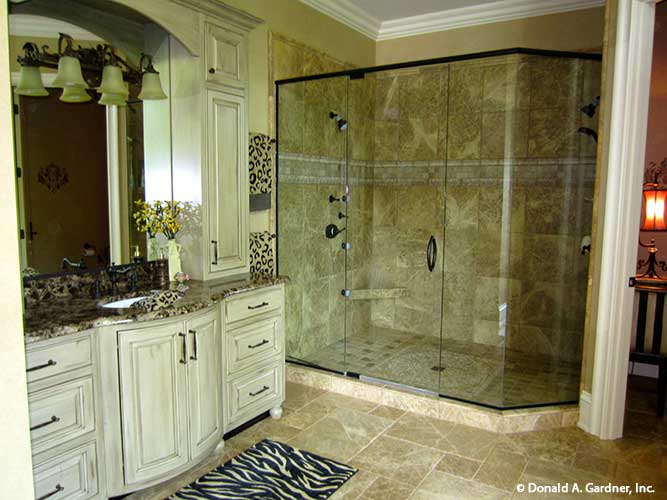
[118,322,189,485]
[204,22,247,88]
[206,89,249,278]
[186,310,222,460]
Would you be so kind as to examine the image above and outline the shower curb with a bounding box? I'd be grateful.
[286,363,579,434]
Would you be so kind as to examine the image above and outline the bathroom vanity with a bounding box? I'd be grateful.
[25,277,286,499]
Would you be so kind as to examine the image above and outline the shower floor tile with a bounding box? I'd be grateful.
[295,326,581,407]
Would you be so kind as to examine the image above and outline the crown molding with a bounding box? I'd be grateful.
[298,0,380,40]
[8,14,102,40]
[299,0,605,41]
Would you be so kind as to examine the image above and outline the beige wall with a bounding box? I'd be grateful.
[376,7,605,65]
[0,1,36,498]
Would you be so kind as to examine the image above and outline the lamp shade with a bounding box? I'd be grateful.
[97,65,126,94]
[16,66,49,97]
[52,55,87,88]
[60,85,91,103]
[138,71,167,100]
[98,91,127,107]
[641,188,667,231]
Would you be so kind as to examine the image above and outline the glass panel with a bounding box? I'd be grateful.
[502,55,600,407]
[278,76,348,372]
[344,65,448,393]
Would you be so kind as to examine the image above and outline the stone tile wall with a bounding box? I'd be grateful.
[277,51,601,376]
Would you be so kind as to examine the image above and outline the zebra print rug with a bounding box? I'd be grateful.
[168,439,357,499]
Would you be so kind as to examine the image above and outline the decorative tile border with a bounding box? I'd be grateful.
[286,363,578,434]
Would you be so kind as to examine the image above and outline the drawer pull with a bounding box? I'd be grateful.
[209,67,215,74]
[249,385,269,397]
[179,332,188,365]
[247,301,269,310]
[190,329,198,361]
[30,415,60,431]
[211,240,219,265]
[248,339,269,349]
[27,359,57,373]
[36,484,64,500]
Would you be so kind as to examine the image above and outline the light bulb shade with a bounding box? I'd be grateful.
[641,189,667,231]
[16,66,49,96]
[138,71,167,100]
[97,65,126,94]
[60,85,92,103]
[52,55,87,88]
[98,92,127,107]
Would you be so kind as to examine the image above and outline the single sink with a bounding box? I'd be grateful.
[101,296,148,309]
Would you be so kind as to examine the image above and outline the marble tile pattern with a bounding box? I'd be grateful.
[277,52,601,382]
[127,376,667,499]
[23,274,289,343]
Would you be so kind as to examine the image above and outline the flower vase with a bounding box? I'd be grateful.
[167,239,182,281]
[148,236,160,261]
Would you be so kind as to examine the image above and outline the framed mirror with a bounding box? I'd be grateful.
[9,0,174,276]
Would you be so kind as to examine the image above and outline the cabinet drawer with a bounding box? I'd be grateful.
[29,377,95,455]
[227,316,282,373]
[33,442,99,500]
[226,364,282,425]
[225,288,282,324]
[27,336,92,384]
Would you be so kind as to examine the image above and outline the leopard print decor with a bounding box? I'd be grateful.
[248,133,275,194]
[250,232,275,276]
[130,290,184,312]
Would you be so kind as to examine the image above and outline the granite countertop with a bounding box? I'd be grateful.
[24,274,289,344]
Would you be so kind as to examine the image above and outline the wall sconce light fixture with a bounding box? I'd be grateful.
[16,33,166,106]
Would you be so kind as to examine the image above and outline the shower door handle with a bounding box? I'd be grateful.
[426,236,437,272]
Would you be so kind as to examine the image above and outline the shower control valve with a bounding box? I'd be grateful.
[329,194,349,203]
[342,242,352,250]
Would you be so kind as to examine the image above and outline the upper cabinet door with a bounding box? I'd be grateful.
[205,22,247,89]
[118,321,189,485]
[206,89,249,278]
[185,309,222,460]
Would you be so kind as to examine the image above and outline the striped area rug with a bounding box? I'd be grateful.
[168,439,357,499]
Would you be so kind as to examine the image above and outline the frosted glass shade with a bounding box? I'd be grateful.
[99,91,127,107]
[16,66,48,96]
[97,65,126,94]
[138,71,166,100]
[52,56,87,88]
[60,85,91,103]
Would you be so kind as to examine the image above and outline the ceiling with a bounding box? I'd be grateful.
[299,0,606,40]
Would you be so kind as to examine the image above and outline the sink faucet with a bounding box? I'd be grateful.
[61,257,85,271]
[107,265,138,295]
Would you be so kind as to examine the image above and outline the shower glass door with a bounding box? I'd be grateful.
[277,75,349,373]
[343,66,447,393]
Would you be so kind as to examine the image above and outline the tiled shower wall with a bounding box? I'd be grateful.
[278,51,601,368]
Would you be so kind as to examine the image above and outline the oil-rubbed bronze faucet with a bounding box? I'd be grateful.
[107,265,139,295]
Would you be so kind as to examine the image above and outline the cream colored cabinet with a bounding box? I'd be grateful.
[117,322,189,484]
[185,312,222,460]
[112,307,222,490]
[222,285,286,432]
[204,21,247,89]
[26,330,104,500]
[205,88,249,279]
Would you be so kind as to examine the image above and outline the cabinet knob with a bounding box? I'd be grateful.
[208,67,215,74]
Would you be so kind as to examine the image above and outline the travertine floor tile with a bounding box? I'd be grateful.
[361,476,415,500]
[385,412,456,450]
[474,448,527,491]
[369,405,406,420]
[411,470,509,499]
[439,423,499,460]
[436,453,483,479]
[283,381,325,410]
[350,436,443,486]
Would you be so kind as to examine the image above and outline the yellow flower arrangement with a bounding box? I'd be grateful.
[133,200,181,240]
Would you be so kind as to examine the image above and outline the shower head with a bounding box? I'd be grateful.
[329,111,348,131]
[580,96,600,118]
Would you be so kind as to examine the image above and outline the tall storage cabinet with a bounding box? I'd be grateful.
[172,13,255,281]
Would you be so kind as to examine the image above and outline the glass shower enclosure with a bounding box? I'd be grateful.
[276,49,601,409]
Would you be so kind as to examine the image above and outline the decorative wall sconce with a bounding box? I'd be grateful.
[16,33,166,106]
[638,171,667,279]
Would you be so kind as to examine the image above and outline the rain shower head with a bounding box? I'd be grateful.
[329,111,348,131]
